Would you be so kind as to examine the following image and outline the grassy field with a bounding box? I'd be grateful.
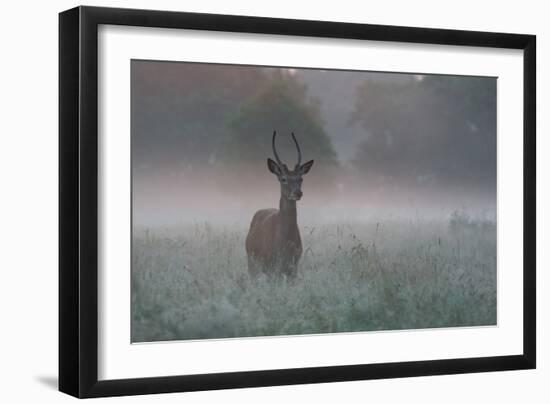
[131,213,496,342]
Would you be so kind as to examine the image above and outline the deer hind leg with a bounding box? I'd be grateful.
[247,255,261,278]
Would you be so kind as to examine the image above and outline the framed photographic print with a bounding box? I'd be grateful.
[59,6,536,398]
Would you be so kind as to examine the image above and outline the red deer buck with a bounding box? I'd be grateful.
[245,131,314,279]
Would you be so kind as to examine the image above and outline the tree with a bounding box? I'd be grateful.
[350,75,496,190]
[131,61,268,175]
[222,70,338,171]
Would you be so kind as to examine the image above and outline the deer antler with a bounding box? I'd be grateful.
[291,132,302,167]
[272,131,284,167]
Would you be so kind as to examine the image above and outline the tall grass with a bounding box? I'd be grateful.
[131,215,496,342]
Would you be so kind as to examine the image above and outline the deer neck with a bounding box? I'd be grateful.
[279,197,298,234]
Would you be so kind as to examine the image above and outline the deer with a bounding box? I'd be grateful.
[245,131,314,279]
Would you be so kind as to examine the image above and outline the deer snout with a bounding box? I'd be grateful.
[289,190,303,200]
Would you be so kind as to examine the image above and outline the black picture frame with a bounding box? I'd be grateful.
[59,5,536,398]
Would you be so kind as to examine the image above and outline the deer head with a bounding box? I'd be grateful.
[267,131,314,201]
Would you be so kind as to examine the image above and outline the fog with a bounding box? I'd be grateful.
[131,60,496,227]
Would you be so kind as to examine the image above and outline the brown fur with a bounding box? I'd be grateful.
[245,200,302,278]
[245,131,313,279]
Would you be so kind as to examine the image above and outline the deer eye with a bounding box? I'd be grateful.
[281,177,288,184]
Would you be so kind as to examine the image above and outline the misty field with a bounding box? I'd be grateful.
[131,213,496,342]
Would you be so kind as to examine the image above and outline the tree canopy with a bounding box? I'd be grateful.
[222,71,338,171]
[131,61,267,174]
[350,75,496,189]
[132,63,338,180]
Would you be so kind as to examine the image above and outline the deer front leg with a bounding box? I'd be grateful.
[282,245,301,279]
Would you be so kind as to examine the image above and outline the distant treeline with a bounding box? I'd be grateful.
[132,61,496,190]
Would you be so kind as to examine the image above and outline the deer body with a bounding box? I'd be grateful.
[246,198,302,278]
[245,132,313,279]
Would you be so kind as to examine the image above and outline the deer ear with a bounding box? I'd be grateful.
[267,158,282,176]
[300,160,314,175]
